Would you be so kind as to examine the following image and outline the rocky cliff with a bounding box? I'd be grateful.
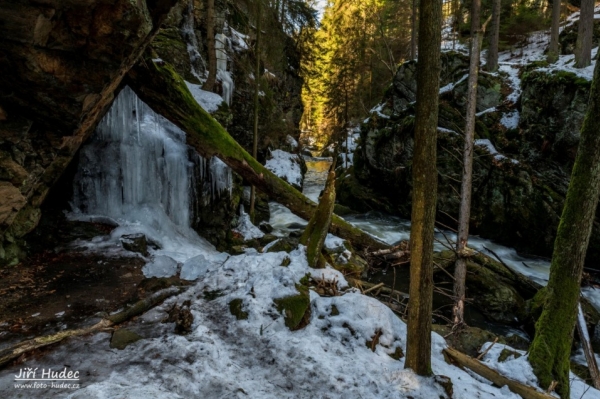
[338,50,600,263]
[0,0,178,266]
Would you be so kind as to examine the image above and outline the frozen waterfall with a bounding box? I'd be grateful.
[71,86,232,263]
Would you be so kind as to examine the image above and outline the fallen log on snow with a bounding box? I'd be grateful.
[126,54,388,251]
[0,288,179,369]
[443,347,557,399]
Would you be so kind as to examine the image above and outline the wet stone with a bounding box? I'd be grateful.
[120,233,148,256]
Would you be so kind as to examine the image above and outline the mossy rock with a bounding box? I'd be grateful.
[280,256,291,267]
[203,289,224,301]
[110,328,143,350]
[273,285,311,330]
[465,260,526,324]
[498,348,522,362]
[389,346,404,360]
[266,237,299,253]
[229,298,249,320]
[433,324,497,357]
[259,234,278,247]
[152,28,200,84]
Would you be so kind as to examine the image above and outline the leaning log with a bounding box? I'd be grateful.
[0,288,179,369]
[443,347,557,399]
[126,55,387,251]
[301,170,336,267]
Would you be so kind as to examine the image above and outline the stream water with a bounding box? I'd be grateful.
[269,157,600,338]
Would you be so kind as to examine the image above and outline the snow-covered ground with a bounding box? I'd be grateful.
[6,246,597,398]
[5,7,600,398]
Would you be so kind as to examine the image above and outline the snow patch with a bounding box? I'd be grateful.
[265,149,304,189]
[185,81,224,113]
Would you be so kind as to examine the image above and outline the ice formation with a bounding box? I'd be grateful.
[181,0,207,81]
[72,86,233,265]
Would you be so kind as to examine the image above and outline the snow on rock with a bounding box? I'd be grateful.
[234,208,264,240]
[180,253,229,281]
[265,149,304,189]
[324,233,345,250]
[475,139,519,164]
[439,74,468,94]
[185,81,224,113]
[228,23,249,52]
[370,102,390,119]
[501,110,520,130]
[286,134,299,149]
[142,255,179,278]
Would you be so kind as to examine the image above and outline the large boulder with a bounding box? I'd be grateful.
[339,52,600,263]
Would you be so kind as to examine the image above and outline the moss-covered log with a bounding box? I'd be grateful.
[126,55,387,251]
[528,45,600,398]
[301,170,336,267]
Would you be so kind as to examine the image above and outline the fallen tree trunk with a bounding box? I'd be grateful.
[443,347,557,399]
[0,288,179,369]
[126,55,387,251]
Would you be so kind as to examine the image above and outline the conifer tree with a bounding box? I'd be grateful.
[404,0,443,376]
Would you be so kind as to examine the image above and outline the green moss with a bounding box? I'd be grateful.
[229,298,249,320]
[498,348,522,362]
[110,328,143,350]
[330,304,339,316]
[203,289,225,301]
[280,256,291,267]
[389,346,404,360]
[273,284,311,330]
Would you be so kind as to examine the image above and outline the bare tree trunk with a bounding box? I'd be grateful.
[485,0,501,72]
[404,0,443,377]
[453,0,485,328]
[202,0,217,91]
[301,170,336,268]
[547,0,561,62]
[249,0,262,220]
[529,45,600,399]
[575,0,594,68]
[410,0,418,59]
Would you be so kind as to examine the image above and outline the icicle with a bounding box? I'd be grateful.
[181,1,207,81]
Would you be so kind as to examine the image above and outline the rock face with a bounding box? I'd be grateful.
[339,51,599,263]
[0,0,177,266]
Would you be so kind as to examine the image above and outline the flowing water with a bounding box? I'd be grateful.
[269,157,600,337]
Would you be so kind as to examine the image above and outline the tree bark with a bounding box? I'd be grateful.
[575,0,594,68]
[301,170,336,268]
[126,57,388,252]
[485,0,501,72]
[410,0,418,59]
[529,47,600,399]
[250,0,262,220]
[404,0,442,377]
[548,0,561,62]
[453,0,483,328]
[202,0,217,91]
